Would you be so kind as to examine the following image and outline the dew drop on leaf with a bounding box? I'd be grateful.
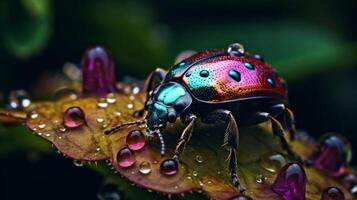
[127,103,134,109]
[8,90,31,109]
[30,112,38,119]
[126,130,145,151]
[73,160,84,167]
[38,122,46,129]
[321,187,345,200]
[53,87,78,100]
[63,106,85,129]
[98,98,109,108]
[341,173,357,189]
[350,185,357,195]
[106,93,117,104]
[195,155,204,163]
[96,117,105,123]
[139,161,151,175]
[259,153,286,173]
[230,195,253,200]
[255,174,267,184]
[117,147,135,168]
[160,159,178,176]
[132,86,140,95]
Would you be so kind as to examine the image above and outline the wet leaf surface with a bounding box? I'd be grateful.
[0,83,356,200]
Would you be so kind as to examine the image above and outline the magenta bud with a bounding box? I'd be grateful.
[81,46,117,96]
[311,134,352,177]
[271,162,307,200]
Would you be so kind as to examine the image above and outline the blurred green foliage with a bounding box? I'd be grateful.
[0,0,356,199]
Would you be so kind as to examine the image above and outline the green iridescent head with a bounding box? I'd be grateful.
[145,81,192,134]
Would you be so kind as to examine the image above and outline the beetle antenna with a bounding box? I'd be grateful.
[157,130,166,156]
[104,120,145,135]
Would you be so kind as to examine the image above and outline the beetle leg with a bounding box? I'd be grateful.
[255,112,312,166]
[284,108,296,141]
[203,110,245,193]
[268,104,297,141]
[172,114,197,160]
[133,68,167,118]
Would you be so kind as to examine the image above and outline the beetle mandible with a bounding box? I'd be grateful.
[105,43,304,191]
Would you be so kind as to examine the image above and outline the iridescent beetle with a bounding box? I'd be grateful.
[105,43,301,191]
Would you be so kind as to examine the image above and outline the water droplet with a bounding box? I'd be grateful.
[114,112,122,117]
[192,171,198,177]
[272,162,307,200]
[73,160,84,167]
[8,90,31,109]
[321,187,345,200]
[53,87,78,100]
[217,170,221,175]
[256,174,267,184]
[341,173,357,189]
[260,153,286,173]
[96,147,101,152]
[187,176,192,181]
[117,147,135,168]
[63,107,86,129]
[350,185,357,195]
[253,54,264,62]
[63,63,81,81]
[97,117,105,123]
[37,132,42,136]
[227,43,245,56]
[97,184,125,200]
[199,181,204,187]
[195,155,204,163]
[59,126,66,132]
[126,130,145,151]
[45,133,51,137]
[98,98,108,108]
[124,86,131,94]
[160,159,178,176]
[132,86,140,95]
[127,103,134,109]
[129,95,135,101]
[38,123,46,129]
[230,195,253,200]
[81,46,117,96]
[139,161,151,175]
[311,133,352,177]
[106,93,116,104]
[30,112,38,119]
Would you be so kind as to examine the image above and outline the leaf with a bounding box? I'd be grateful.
[2,81,355,199]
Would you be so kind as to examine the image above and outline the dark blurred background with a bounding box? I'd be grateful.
[0,0,356,199]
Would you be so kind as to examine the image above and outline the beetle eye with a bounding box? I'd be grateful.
[145,100,153,109]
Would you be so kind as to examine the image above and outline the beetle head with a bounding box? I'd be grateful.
[145,82,192,134]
